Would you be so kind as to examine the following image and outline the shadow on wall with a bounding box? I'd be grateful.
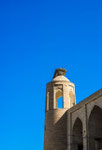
[53,111,68,149]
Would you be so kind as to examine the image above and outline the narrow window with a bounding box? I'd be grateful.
[56,89,63,109]
[58,96,63,108]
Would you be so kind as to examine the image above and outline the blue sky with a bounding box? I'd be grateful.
[0,0,102,149]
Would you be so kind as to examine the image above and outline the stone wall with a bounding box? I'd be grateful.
[67,88,102,150]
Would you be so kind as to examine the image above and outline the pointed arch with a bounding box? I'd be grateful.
[72,118,83,150]
[72,115,83,129]
[88,104,102,120]
[73,117,82,130]
[89,105,102,120]
[88,105,102,150]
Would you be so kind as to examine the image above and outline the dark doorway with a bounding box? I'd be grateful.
[78,144,83,150]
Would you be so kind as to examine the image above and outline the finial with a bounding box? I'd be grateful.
[53,68,67,78]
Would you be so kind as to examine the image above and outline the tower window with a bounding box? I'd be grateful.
[58,96,63,108]
[56,89,63,109]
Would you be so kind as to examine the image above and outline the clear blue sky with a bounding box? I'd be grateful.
[0,0,102,149]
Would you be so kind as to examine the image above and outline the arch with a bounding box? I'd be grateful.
[88,103,102,120]
[72,118,83,150]
[72,115,83,129]
[58,96,63,108]
[88,105,102,121]
[88,105,102,150]
[56,89,63,109]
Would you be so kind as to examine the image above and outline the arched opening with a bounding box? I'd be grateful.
[56,89,63,109]
[72,118,83,150]
[88,105,102,150]
[58,96,63,108]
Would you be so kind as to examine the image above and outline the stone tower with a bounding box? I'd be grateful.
[44,68,76,150]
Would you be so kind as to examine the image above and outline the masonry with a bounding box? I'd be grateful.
[44,68,102,150]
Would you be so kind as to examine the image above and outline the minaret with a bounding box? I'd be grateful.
[44,68,76,150]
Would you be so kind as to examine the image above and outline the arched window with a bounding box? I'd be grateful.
[56,89,63,109]
[58,96,63,108]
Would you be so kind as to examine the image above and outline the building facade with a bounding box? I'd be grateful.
[44,68,102,150]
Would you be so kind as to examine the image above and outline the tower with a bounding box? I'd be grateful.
[44,68,76,150]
